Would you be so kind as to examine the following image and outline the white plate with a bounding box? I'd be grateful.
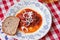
[0,1,52,40]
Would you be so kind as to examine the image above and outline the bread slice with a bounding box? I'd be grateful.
[2,16,20,35]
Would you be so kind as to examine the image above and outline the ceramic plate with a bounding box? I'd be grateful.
[0,1,52,40]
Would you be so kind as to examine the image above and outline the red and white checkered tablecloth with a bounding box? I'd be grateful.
[0,0,60,40]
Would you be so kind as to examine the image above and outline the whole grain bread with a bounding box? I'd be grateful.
[2,16,20,35]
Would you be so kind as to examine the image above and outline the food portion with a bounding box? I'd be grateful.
[2,8,42,35]
[42,0,58,3]
[16,8,42,33]
[2,16,20,35]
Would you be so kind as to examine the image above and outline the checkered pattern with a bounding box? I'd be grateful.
[0,0,60,40]
[39,1,60,40]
